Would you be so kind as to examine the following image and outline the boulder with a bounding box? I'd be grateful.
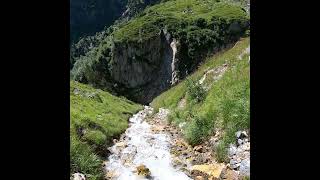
[191,164,225,180]
[239,158,250,177]
[236,131,248,139]
[72,173,86,180]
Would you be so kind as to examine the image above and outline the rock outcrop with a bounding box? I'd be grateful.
[109,30,180,103]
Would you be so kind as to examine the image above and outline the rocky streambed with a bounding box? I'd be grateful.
[104,106,191,180]
[103,106,250,180]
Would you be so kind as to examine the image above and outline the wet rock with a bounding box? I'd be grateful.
[136,164,151,177]
[72,173,85,180]
[239,158,250,177]
[191,164,225,180]
[105,170,119,179]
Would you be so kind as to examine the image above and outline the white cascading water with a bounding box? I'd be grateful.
[105,106,191,180]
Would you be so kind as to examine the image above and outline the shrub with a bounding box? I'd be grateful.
[185,114,212,145]
[186,78,206,103]
[194,18,207,28]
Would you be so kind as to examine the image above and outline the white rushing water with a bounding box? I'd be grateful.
[105,106,191,180]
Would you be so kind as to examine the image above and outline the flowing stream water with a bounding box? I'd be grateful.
[105,106,191,180]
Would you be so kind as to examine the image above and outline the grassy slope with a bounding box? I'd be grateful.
[113,0,248,42]
[151,37,250,161]
[70,81,142,179]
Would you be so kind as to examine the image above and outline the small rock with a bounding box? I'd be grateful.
[115,142,126,148]
[136,164,151,177]
[195,176,205,180]
[178,122,187,128]
[239,158,250,177]
[236,131,248,139]
[241,131,248,138]
[236,131,242,139]
[191,164,225,180]
[105,170,119,179]
[73,88,80,95]
[221,169,239,180]
[194,145,203,153]
[72,173,85,180]
[102,161,107,167]
[151,125,165,132]
[228,145,237,157]
[230,159,240,169]
[172,157,183,167]
[237,139,243,146]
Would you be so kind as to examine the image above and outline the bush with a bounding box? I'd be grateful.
[186,78,206,103]
[186,28,218,59]
[185,114,212,145]
[194,18,207,28]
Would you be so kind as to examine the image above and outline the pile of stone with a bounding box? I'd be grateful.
[228,131,250,177]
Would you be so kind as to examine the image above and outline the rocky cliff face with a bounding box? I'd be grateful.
[109,30,178,103]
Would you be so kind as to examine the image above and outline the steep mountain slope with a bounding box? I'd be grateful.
[151,37,250,162]
[71,0,249,104]
[70,0,161,43]
[70,0,126,43]
[70,81,142,179]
